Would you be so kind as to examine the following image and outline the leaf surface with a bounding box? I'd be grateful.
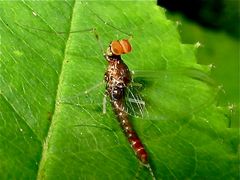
[0,1,238,179]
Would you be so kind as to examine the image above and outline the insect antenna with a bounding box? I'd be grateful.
[82,2,133,39]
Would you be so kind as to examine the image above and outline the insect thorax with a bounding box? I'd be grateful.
[104,57,131,101]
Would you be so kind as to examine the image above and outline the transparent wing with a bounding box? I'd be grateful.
[59,67,220,123]
[129,67,220,122]
[125,83,148,119]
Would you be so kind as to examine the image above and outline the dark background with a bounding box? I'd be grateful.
[158,0,239,39]
[158,0,239,127]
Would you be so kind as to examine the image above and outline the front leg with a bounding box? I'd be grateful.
[102,91,108,114]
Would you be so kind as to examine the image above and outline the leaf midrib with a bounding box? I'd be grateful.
[36,1,77,179]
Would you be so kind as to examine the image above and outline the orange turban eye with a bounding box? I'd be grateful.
[119,39,132,54]
[110,39,132,55]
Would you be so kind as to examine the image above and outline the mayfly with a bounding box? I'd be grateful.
[102,38,155,178]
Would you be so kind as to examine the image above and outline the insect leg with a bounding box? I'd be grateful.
[84,81,104,94]
[103,93,107,114]
[15,22,95,35]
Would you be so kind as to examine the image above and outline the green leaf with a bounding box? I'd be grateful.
[0,1,238,179]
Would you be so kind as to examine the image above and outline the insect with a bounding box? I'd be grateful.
[103,38,155,177]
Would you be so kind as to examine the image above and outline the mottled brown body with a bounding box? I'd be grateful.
[104,54,148,164]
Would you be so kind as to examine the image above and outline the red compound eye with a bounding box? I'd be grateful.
[110,39,132,55]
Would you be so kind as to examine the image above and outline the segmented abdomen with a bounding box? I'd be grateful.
[105,58,148,164]
[111,98,148,164]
